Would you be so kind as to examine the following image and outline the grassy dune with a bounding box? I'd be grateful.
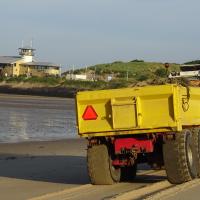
[73,60,179,82]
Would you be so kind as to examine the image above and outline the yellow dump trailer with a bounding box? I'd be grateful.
[76,84,200,185]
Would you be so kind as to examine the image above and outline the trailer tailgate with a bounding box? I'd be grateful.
[76,84,183,137]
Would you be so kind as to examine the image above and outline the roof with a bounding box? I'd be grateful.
[21,62,60,67]
[19,46,35,50]
[0,56,21,64]
[181,64,200,67]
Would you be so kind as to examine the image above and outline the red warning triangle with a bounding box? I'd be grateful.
[82,105,98,120]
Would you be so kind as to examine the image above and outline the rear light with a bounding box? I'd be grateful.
[82,105,98,120]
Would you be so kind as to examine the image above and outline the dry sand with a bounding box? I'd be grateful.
[0,139,89,200]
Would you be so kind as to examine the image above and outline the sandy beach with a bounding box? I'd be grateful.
[0,139,169,200]
[2,138,199,200]
[0,94,188,200]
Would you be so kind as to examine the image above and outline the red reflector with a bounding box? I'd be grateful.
[82,105,98,120]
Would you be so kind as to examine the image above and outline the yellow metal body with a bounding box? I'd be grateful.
[76,84,200,137]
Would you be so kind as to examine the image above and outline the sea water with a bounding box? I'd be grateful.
[0,94,77,143]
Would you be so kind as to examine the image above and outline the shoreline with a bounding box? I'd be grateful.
[0,138,87,156]
[0,137,80,145]
[0,85,79,98]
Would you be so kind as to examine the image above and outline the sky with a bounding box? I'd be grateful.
[0,0,200,71]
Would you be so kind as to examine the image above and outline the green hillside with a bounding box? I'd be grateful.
[73,60,180,82]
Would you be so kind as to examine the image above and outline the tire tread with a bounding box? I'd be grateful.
[163,130,192,184]
[87,144,115,185]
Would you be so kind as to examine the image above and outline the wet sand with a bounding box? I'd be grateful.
[0,94,76,143]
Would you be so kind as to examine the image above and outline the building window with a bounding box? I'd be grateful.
[36,66,45,71]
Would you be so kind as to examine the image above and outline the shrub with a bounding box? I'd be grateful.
[130,59,144,63]
[136,74,148,81]
[112,61,123,64]
[25,77,61,85]
[184,60,200,65]
[7,75,27,82]
[155,68,167,77]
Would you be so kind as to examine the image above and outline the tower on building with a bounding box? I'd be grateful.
[18,46,35,63]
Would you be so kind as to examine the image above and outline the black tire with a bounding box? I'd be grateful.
[163,129,197,184]
[87,144,121,185]
[192,128,200,177]
[121,164,137,182]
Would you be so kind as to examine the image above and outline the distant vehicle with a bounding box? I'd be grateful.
[169,64,200,79]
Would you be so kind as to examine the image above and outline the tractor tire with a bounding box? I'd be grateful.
[87,144,121,185]
[121,164,137,182]
[192,128,200,177]
[163,129,197,184]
